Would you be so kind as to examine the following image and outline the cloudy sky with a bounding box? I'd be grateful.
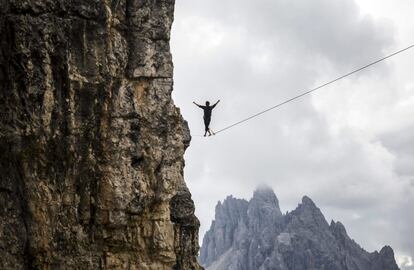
[170,0,414,268]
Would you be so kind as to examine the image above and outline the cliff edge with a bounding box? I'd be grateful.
[0,1,201,269]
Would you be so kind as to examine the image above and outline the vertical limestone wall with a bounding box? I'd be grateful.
[0,1,201,269]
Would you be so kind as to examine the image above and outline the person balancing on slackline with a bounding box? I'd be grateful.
[193,100,220,137]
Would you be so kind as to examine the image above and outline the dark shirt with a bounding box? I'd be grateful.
[199,104,216,119]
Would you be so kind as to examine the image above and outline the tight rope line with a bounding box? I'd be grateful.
[214,44,414,135]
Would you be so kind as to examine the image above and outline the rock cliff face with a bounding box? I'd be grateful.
[200,187,400,270]
[0,1,201,269]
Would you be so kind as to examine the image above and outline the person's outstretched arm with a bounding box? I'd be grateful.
[212,99,220,108]
[193,101,203,108]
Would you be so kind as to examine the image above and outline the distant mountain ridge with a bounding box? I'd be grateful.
[200,186,399,270]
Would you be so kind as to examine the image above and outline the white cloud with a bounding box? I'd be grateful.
[397,254,414,269]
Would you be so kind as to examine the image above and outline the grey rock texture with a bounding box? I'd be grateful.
[200,186,399,270]
[0,0,201,269]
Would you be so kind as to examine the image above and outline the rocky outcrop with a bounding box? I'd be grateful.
[0,0,201,269]
[200,186,399,270]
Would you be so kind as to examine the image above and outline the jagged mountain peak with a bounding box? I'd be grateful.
[301,195,316,206]
[250,185,281,211]
[380,245,395,256]
[370,246,400,270]
[330,220,347,236]
[285,195,328,230]
[253,184,277,199]
[294,195,320,213]
[215,196,249,224]
[200,187,400,270]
